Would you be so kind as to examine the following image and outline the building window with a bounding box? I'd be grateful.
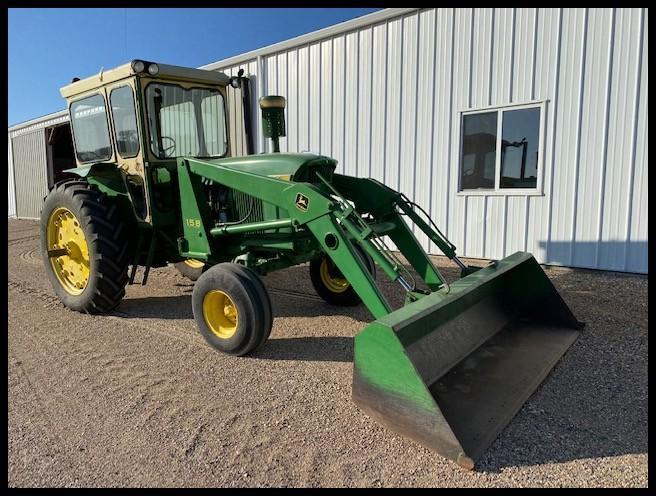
[110,86,140,158]
[70,93,113,164]
[459,103,543,193]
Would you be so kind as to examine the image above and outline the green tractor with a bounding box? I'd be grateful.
[41,60,583,469]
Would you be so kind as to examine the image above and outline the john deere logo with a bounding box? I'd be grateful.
[295,193,309,211]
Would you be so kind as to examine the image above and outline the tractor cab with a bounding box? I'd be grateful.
[60,60,240,223]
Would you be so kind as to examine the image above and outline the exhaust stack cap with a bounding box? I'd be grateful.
[259,95,286,109]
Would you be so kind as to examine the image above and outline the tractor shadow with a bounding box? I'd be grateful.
[252,336,353,363]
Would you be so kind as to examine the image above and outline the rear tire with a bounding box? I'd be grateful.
[174,259,205,281]
[192,263,272,356]
[310,245,375,306]
[40,180,130,313]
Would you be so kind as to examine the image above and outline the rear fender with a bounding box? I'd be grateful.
[65,163,140,225]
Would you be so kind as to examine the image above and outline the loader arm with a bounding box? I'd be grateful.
[179,157,475,318]
[178,157,396,318]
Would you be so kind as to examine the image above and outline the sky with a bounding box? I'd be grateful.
[8,8,380,126]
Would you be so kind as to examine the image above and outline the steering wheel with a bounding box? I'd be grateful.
[160,136,177,158]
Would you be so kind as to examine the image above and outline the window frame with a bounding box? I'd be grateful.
[143,81,230,160]
[109,84,141,159]
[68,91,115,165]
[456,99,547,196]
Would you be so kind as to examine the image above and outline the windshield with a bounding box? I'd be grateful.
[145,83,228,159]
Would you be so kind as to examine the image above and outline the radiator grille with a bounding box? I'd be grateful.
[232,190,264,224]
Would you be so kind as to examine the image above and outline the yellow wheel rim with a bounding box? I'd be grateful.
[184,259,205,269]
[46,207,90,296]
[202,290,238,339]
[319,258,350,294]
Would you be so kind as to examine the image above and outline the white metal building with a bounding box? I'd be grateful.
[7,8,648,274]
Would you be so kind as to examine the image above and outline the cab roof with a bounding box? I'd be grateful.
[60,60,230,99]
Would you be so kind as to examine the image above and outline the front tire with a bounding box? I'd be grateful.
[192,263,272,356]
[309,246,375,306]
[40,180,130,313]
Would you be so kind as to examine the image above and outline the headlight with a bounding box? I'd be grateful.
[229,76,241,89]
[147,63,159,76]
[131,60,146,73]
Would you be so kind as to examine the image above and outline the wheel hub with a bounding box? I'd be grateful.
[46,207,90,295]
[319,258,350,293]
[202,290,238,339]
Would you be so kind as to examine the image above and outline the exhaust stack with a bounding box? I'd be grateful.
[259,95,286,153]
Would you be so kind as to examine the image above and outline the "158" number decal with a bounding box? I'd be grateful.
[185,218,201,228]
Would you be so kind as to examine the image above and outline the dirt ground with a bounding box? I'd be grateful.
[7,218,648,488]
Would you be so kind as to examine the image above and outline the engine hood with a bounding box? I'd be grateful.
[206,152,337,182]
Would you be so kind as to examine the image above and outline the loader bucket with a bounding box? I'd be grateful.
[352,252,583,469]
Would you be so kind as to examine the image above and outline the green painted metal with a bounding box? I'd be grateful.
[210,218,294,236]
[64,162,117,178]
[177,159,212,260]
[201,153,336,180]
[353,252,583,469]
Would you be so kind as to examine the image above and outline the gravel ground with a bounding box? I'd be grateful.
[7,218,648,487]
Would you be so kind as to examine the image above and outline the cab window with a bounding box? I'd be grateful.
[110,86,140,158]
[70,94,113,163]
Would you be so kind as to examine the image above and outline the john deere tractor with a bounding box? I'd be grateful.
[41,60,583,469]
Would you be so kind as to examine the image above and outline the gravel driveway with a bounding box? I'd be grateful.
[8,218,648,487]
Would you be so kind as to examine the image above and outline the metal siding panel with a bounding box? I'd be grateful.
[599,8,642,271]
[449,8,473,255]
[431,9,455,243]
[297,45,310,152]
[320,40,333,156]
[8,134,16,217]
[465,196,485,257]
[276,53,289,153]
[13,130,48,219]
[485,197,505,259]
[547,8,586,266]
[471,8,494,108]
[344,32,359,177]
[414,9,437,251]
[266,56,278,94]
[572,8,613,268]
[248,60,260,154]
[357,27,373,178]
[528,8,561,263]
[505,196,527,255]
[332,36,345,173]
[309,42,321,153]
[384,18,403,190]
[491,8,516,104]
[513,8,538,103]
[286,49,299,153]
[399,12,419,201]
[370,22,388,183]
[626,8,647,274]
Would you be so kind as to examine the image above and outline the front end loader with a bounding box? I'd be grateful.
[41,60,583,469]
